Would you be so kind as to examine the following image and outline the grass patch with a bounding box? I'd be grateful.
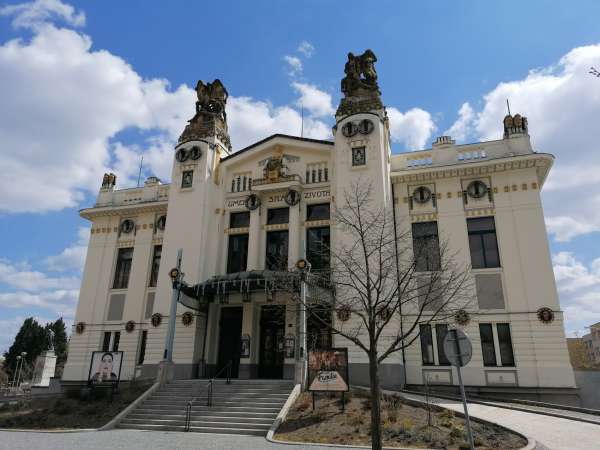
[275,390,527,449]
[0,381,152,430]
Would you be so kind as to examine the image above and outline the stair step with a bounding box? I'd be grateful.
[122,417,273,427]
[119,423,269,436]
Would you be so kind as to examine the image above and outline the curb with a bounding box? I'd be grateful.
[266,383,301,442]
[99,381,160,431]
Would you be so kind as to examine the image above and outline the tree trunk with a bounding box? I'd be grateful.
[368,351,382,450]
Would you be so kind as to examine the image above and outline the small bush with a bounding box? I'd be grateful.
[399,417,413,433]
[439,408,455,420]
[450,426,464,439]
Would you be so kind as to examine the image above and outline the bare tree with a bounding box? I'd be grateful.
[298,180,473,450]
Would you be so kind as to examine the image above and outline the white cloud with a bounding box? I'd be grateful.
[0,259,80,291]
[0,0,85,29]
[546,217,600,243]
[297,41,315,58]
[44,226,89,272]
[0,290,77,316]
[292,82,334,118]
[227,96,331,149]
[553,252,600,335]
[444,102,475,142]
[387,107,436,150]
[283,55,303,77]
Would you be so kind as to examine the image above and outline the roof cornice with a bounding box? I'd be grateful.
[80,201,168,220]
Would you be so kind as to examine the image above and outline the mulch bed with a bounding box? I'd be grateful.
[275,390,527,449]
[0,381,152,430]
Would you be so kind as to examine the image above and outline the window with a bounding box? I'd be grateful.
[138,330,148,365]
[352,147,366,166]
[227,234,249,273]
[307,227,330,273]
[181,170,193,188]
[145,292,155,319]
[265,230,288,270]
[148,245,162,287]
[307,203,330,221]
[419,324,435,365]
[230,211,250,228]
[412,222,440,272]
[112,331,120,352]
[107,294,126,321]
[479,323,497,366]
[497,323,515,367]
[435,324,450,365]
[467,217,500,268]
[113,248,133,289]
[231,172,252,192]
[306,163,328,184]
[267,207,289,225]
[102,332,111,352]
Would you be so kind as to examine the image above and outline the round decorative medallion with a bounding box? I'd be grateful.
[175,148,189,162]
[189,146,202,160]
[182,312,194,327]
[412,186,432,204]
[151,313,163,327]
[125,320,135,333]
[466,180,488,199]
[537,307,555,324]
[75,322,86,334]
[156,215,167,231]
[245,194,261,211]
[285,189,300,206]
[341,121,358,137]
[454,309,471,326]
[337,306,351,322]
[358,119,374,135]
[376,307,392,323]
[120,219,135,234]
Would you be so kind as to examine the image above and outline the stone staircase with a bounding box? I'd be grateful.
[118,379,294,435]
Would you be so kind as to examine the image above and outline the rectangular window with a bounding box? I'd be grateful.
[306,203,330,221]
[148,245,162,287]
[227,234,249,273]
[181,170,193,188]
[352,146,366,166]
[419,324,435,365]
[113,247,133,289]
[107,294,126,321]
[497,323,515,367]
[138,330,148,365]
[467,217,500,269]
[112,331,120,352]
[412,222,441,272]
[145,292,155,319]
[265,230,289,270]
[267,207,289,225]
[102,332,111,352]
[230,211,250,228]
[306,227,330,273]
[479,323,497,366]
[435,324,450,366]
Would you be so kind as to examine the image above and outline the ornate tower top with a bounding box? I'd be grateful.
[503,113,528,139]
[178,78,232,150]
[336,49,384,119]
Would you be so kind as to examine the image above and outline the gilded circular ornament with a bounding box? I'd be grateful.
[182,312,194,327]
[75,322,86,334]
[358,119,374,135]
[537,307,555,324]
[125,320,135,333]
[175,148,189,162]
[189,146,202,160]
[120,219,135,234]
[245,194,261,211]
[413,186,432,204]
[341,121,358,137]
[151,313,163,327]
[337,306,351,322]
[466,180,488,199]
[285,189,300,206]
[454,309,471,326]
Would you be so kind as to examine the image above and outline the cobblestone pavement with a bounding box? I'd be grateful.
[0,430,353,450]
[402,392,600,450]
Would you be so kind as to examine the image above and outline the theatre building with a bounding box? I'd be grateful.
[63,50,577,401]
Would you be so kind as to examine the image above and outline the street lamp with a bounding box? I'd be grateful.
[295,259,311,389]
[16,352,27,388]
[12,355,21,388]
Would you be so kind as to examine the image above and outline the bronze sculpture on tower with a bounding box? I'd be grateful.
[337,49,384,118]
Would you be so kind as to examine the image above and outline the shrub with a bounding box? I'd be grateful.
[439,408,455,420]
[399,417,413,433]
[450,426,463,439]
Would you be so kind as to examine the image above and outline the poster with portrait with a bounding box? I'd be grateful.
[87,351,123,384]
[308,348,349,392]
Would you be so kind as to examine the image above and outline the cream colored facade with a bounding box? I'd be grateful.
[63,56,576,401]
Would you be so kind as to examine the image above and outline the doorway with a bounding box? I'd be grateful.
[259,305,285,379]
[217,306,243,378]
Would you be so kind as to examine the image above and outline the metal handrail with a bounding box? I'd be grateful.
[185,360,232,432]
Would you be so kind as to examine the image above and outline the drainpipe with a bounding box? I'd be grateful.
[391,183,407,389]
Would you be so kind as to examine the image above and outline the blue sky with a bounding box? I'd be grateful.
[1,0,600,352]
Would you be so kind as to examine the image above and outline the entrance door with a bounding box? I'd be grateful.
[259,305,285,379]
[217,307,243,378]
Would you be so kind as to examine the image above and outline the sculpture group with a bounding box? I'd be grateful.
[341,49,380,97]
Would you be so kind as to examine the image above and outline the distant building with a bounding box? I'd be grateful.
[583,322,600,366]
[63,50,576,401]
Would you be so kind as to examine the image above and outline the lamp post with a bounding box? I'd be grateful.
[295,259,311,390]
[12,355,21,388]
[16,352,27,388]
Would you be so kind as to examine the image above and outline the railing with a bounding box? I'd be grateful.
[185,360,232,432]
